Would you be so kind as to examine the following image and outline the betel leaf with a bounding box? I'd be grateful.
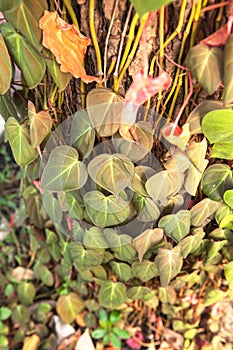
[41,145,88,192]
[186,44,223,95]
[1,22,46,89]
[86,87,123,137]
[44,48,72,91]
[224,34,233,105]
[129,0,173,18]
[201,164,233,201]
[88,153,134,195]
[202,109,233,142]
[224,261,233,289]
[71,110,95,158]
[0,0,20,11]
[146,170,183,202]
[224,190,233,209]
[3,0,48,50]
[0,33,12,95]
[56,292,84,324]
[127,286,154,301]
[190,198,220,227]
[99,281,127,308]
[133,194,160,222]
[158,210,191,243]
[132,260,159,282]
[69,243,104,270]
[157,246,183,287]
[133,228,163,262]
[84,191,130,227]
[110,261,133,282]
[178,229,205,258]
[130,166,156,196]
[28,101,52,148]
[5,117,38,166]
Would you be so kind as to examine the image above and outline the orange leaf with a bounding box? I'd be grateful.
[39,11,101,83]
[22,334,40,350]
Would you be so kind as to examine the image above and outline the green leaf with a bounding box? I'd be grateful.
[133,228,163,262]
[190,198,220,227]
[0,307,12,321]
[129,0,173,18]
[110,333,121,349]
[99,281,127,309]
[130,166,156,196]
[211,142,233,159]
[65,191,84,220]
[133,195,160,222]
[28,101,52,148]
[132,260,159,282]
[88,153,134,195]
[157,246,183,287]
[127,286,154,301]
[158,286,176,304]
[44,48,71,91]
[110,261,132,282]
[0,91,18,119]
[224,261,233,289]
[159,210,190,243]
[219,214,233,230]
[187,138,208,172]
[113,328,130,339]
[1,22,46,88]
[84,191,130,227]
[56,292,84,324]
[84,227,109,249]
[69,242,104,270]
[104,231,137,262]
[224,34,233,104]
[109,310,121,324]
[202,109,233,143]
[71,110,95,158]
[42,191,63,224]
[186,44,223,95]
[92,328,107,339]
[17,282,36,306]
[178,229,205,258]
[3,0,47,49]
[34,262,54,286]
[0,0,20,11]
[86,87,123,137]
[204,288,227,306]
[0,33,12,95]
[23,185,48,229]
[223,190,233,209]
[5,117,38,166]
[205,240,228,264]
[11,305,29,326]
[201,164,233,201]
[146,170,182,202]
[184,162,208,196]
[41,146,88,192]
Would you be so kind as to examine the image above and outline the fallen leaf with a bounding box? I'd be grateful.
[11,267,34,281]
[75,329,95,350]
[39,11,101,83]
[22,334,40,350]
[53,315,76,344]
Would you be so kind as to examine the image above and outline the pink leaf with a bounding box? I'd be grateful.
[200,15,233,47]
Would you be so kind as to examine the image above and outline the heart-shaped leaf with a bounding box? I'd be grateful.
[28,101,52,148]
[70,110,95,158]
[157,246,183,287]
[190,198,220,227]
[99,281,127,308]
[129,0,173,18]
[1,22,46,89]
[186,44,223,95]
[65,191,84,220]
[83,227,109,249]
[133,194,160,222]
[87,87,123,136]
[3,0,47,49]
[202,109,233,144]
[184,161,208,196]
[0,33,12,94]
[110,261,133,282]
[133,228,163,262]
[158,210,191,243]
[88,153,134,195]
[224,190,233,209]
[201,164,233,201]
[41,145,88,192]
[224,34,233,105]
[130,166,156,196]
[211,142,233,159]
[178,229,205,258]
[56,292,84,324]
[0,91,18,119]
[146,170,183,202]
[187,138,208,172]
[127,286,154,301]
[42,191,63,224]
[164,150,190,173]
[5,117,38,166]
[132,260,159,282]
[84,191,130,227]
[69,242,104,270]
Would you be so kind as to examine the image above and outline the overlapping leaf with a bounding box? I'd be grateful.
[186,44,223,95]
[130,166,156,196]
[88,153,134,195]
[178,229,205,258]
[132,260,159,282]
[42,191,63,224]
[157,246,183,287]
[28,101,52,148]
[133,228,163,262]
[0,33,12,94]
[158,210,191,243]
[127,286,154,301]
[69,242,104,270]
[1,22,46,89]
[5,117,38,166]
[41,146,88,192]
[190,198,220,227]
[133,194,160,222]
[99,281,127,308]
[110,261,132,282]
[84,191,130,227]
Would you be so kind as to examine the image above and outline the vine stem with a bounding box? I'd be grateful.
[89,0,103,81]
[62,0,79,30]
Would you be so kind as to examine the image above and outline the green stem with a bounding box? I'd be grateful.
[63,0,79,30]
[89,0,103,80]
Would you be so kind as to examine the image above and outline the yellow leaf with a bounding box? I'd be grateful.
[22,334,40,350]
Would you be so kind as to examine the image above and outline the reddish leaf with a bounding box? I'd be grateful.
[200,14,233,47]
[39,11,101,83]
